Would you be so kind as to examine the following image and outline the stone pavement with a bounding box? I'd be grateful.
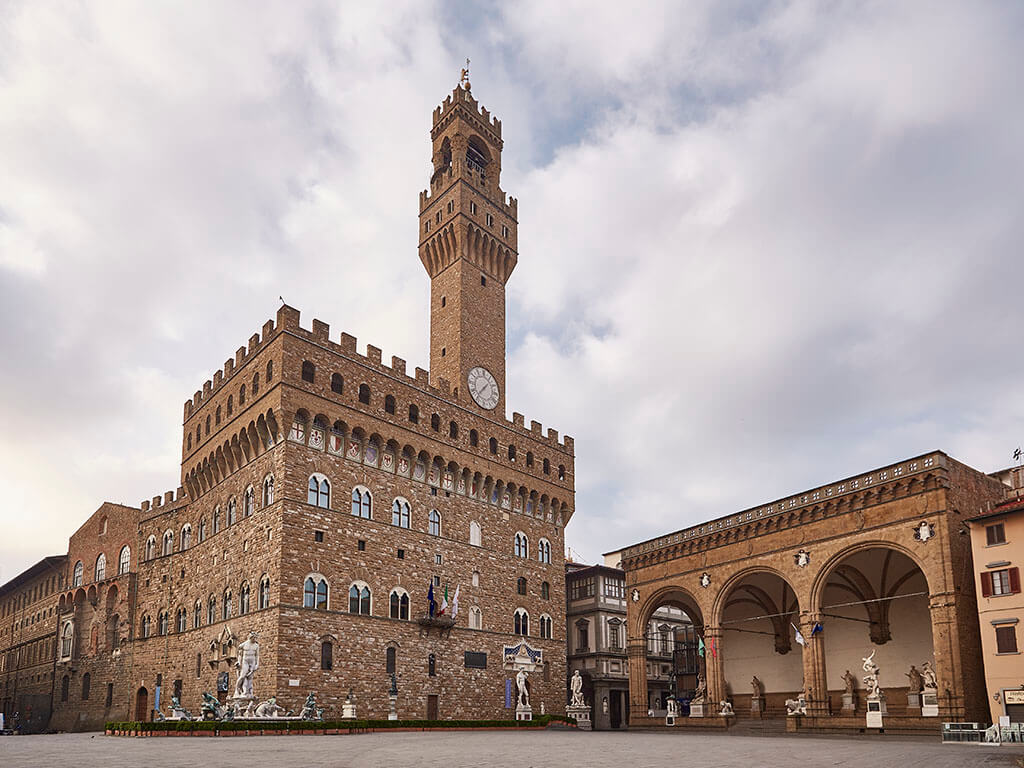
[0,730,1021,768]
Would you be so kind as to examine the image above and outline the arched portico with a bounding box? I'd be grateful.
[628,586,706,720]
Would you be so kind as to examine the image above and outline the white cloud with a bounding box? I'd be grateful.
[1,1,1022,575]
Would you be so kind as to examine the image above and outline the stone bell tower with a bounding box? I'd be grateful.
[419,72,518,415]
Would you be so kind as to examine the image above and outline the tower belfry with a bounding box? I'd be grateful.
[419,80,518,415]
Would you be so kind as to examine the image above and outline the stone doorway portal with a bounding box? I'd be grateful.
[427,694,439,720]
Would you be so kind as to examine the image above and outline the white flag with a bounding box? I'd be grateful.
[451,585,460,620]
[792,623,806,647]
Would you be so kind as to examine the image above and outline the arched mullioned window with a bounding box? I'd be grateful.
[449,421,458,439]
[222,589,232,621]
[119,546,131,575]
[73,561,83,587]
[358,384,370,405]
[258,575,270,610]
[308,474,330,508]
[352,486,372,519]
[239,582,251,615]
[302,361,315,383]
[213,507,221,534]
[145,536,156,560]
[198,518,207,543]
[252,371,259,396]
[330,372,343,393]
[429,510,441,537]
[514,532,529,559]
[349,583,371,615]
[384,395,396,414]
[193,600,202,629]
[541,581,550,600]
[489,437,498,454]
[244,486,255,517]
[266,360,273,382]
[176,608,187,633]
[469,521,482,546]
[431,413,440,432]
[227,394,233,415]
[227,498,237,526]
[94,554,106,582]
[180,524,192,550]
[408,404,419,423]
[207,596,216,625]
[162,530,174,556]
[61,622,74,656]
[263,475,275,506]
[142,614,152,638]
[391,498,410,528]
[215,405,221,425]
[158,611,169,636]
[239,384,246,405]
[539,614,553,639]
[389,588,410,620]
[514,608,529,636]
[469,429,478,447]
[304,575,328,610]
[516,577,527,596]
[469,606,482,629]
[538,538,551,564]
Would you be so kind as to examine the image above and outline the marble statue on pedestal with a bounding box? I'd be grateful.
[920,661,939,717]
[570,670,585,708]
[691,673,708,705]
[565,669,592,730]
[719,700,734,716]
[234,631,260,699]
[516,669,530,708]
[921,661,937,690]
[905,664,923,693]
[841,669,857,711]
[861,649,881,699]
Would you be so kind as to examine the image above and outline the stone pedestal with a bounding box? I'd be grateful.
[751,696,766,715]
[566,704,591,731]
[516,704,533,722]
[907,692,921,710]
[921,688,938,717]
[689,702,705,718]
[341,699,357,720]
[388,695,397,721]
[841,693,855,712]
[866,697,884,728]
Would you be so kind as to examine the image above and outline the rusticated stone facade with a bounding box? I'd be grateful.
[0,81,575,731]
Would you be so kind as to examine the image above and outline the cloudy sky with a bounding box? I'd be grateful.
[2,1,1023,579]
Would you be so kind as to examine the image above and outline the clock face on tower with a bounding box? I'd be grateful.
[467,366,499,410]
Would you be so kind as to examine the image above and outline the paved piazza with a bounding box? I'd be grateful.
[1,731,1021,767]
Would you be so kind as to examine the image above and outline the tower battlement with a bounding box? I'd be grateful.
[432,85,502,140]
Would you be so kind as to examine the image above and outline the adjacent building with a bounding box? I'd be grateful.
[565,554,692,730]
[966,466,1024,724]
[0,78,575,732]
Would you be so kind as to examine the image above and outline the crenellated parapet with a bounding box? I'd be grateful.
[183,305,573,456]
[139,487,187,516]
[432,85,502,141]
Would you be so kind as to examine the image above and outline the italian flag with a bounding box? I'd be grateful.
[438,584,449,616]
